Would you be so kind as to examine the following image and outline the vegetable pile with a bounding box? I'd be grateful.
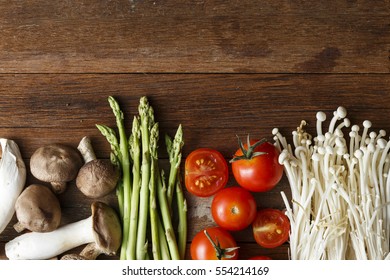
[2,96,185,260]
[96,96,186,260]
[5,141,122,260]
[186,138,289,260]
[274,107,390,260]
[8,96,389,261]
[6,201,121,260]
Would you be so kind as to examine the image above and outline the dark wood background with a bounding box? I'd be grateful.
[0,0,389,260]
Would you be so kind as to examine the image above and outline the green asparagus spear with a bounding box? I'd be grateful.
[98,96,186,260]
[136,96,153,260]
[166,125,184,205]
[166,128,186,259]
[126,116,141,260]
[149,122,161,260]
[158,216,171,260]
[103,96,131,259]
[95,124,123,216]
[175,175,187,259]
[157,169,180,260]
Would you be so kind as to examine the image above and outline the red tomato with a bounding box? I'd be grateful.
[231,137,283,192]
[249,256,272,260]
[190,227,239,260]
[252,208,290,248]
[211,186,257,231]
[185,148,228,197]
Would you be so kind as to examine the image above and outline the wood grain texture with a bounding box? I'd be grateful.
[0,74,390,157]
[0,0,388,73]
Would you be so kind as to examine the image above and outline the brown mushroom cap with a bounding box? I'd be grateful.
[91,201,122,256]
[14,184,61,233]
[30,144,83,194]
[76,159,119,198]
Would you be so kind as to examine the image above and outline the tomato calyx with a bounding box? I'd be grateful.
[230,135,268,162]
[203,229,240,260]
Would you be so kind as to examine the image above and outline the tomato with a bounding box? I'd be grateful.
[249,256,272,260]
[231,137,283,192]
[211,186,257,231]
[252,208,290,248]
[190,227,239,260]
[185,148,229,197]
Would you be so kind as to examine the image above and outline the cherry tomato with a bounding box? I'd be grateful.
[231,137,283,192]
[185,148,228,197]
[249,256,272,260]
[190,227,239,260]
[252,208,290,248]
[211,186,257,231]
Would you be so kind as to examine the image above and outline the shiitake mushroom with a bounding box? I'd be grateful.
[14,184,61,233]
[30,144,83,194]
[76,136,119,198]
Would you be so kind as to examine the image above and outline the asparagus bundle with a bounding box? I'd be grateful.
[96,96,186,260]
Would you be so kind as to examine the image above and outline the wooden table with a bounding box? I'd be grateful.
[0,1,389,260]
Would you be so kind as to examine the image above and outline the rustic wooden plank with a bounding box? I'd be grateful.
[1,73,390,157]
[0,1,388,73]
[2,74,390,129]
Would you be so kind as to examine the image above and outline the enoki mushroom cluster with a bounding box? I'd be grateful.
[273,107,390,260]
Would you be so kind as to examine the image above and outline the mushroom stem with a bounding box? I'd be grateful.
[79,242,104,260]
[13,221,26,233]
[5,216,94,260]
[78,136,97,163]
[316,111,326,137]
[50,181,68,194]
[60,243,105,260]
[60,254,87,260]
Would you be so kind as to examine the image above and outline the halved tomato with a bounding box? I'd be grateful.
[252,208,290,248]
[185,148,229,197]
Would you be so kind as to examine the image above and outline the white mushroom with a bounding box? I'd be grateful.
[0,139,26,235]
[275,106,390,260]
[5,201,122,260]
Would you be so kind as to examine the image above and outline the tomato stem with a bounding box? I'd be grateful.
[230,135,268,162]
[203,229,239,260]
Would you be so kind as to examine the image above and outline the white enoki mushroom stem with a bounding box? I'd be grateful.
[78,136,97,163]
[275,106,390,260]
[5,216,94,260]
